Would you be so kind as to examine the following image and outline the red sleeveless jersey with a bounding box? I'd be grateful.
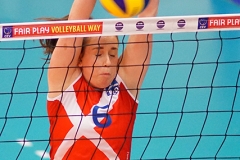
[47,74,138,160]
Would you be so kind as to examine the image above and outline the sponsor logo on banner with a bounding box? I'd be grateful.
[177,19,186,28]
[136,21,144,30]
[115,22,123,31]
[157,20,165,29]
[2,26,13,38]
[198,18,208,29]
[198,16,240,29]
[2,22,103,38]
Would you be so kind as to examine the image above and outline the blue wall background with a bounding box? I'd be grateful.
[0,0,240,159]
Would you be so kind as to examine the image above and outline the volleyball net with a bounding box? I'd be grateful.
[0,14,240,159]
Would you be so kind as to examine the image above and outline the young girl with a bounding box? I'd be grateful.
[41,0,159,159]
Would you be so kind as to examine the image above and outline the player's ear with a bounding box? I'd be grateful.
[78,51,84,67]
[78,61,82,67]
[78,57,83,67]
[78,37,89,67]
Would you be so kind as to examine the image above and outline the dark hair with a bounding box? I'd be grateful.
[37,15,92,55]
[37,15,119,61]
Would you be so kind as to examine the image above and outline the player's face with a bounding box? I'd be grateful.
[79,36,119,89]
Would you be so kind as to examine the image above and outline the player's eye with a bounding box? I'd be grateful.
[109,54,116,57]
[95,53,102,57]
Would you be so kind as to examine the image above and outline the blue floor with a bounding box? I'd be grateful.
[0,0,240,159]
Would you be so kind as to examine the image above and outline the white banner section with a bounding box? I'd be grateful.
[1,14,240,41]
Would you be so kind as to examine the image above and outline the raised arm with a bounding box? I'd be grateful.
[48,0,96,98]
[118,0,160,97]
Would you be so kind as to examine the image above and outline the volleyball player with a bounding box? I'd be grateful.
[41,0,159,159]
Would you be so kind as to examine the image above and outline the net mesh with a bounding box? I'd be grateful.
[0,15,240,160]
